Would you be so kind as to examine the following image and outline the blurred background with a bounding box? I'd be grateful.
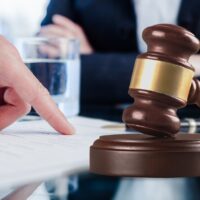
[0,0,48,41]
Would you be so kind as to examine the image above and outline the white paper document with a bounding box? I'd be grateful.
[0,116,128,189]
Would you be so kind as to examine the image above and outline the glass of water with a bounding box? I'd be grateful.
[16,37,80,117]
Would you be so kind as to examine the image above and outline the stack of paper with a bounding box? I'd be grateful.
[0,117,127,189]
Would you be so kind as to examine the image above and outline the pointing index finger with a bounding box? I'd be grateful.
[30,83,75,135]
[10,61,75,135]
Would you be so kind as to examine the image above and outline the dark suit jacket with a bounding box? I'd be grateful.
[41,0,200,117]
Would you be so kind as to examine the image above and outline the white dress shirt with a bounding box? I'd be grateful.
[133,0,181,52]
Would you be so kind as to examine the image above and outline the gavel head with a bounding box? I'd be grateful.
[123,24,200,137]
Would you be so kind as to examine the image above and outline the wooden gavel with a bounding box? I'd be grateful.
[90,24,200,177]
[123,24,200,137]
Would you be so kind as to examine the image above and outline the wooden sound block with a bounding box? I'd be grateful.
[90,133,200,177]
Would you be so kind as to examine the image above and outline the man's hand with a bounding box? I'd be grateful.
[0,36,74,134]
[40,14,94,54]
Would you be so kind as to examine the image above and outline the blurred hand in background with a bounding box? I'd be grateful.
[39,14,93,55]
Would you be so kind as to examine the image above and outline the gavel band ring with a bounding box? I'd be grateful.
[129,58,194,101]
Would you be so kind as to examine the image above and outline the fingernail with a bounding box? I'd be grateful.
[62,119,76,135]
[67,122,76,134]
[59,110,75,135]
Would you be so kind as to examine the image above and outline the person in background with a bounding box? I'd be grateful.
[40,0,200,121]
[0,35,74,134]
[39,0,200,200]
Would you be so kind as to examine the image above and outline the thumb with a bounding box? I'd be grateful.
[0,88,31,130]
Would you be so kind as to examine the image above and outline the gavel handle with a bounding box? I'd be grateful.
[188,78,200,107]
